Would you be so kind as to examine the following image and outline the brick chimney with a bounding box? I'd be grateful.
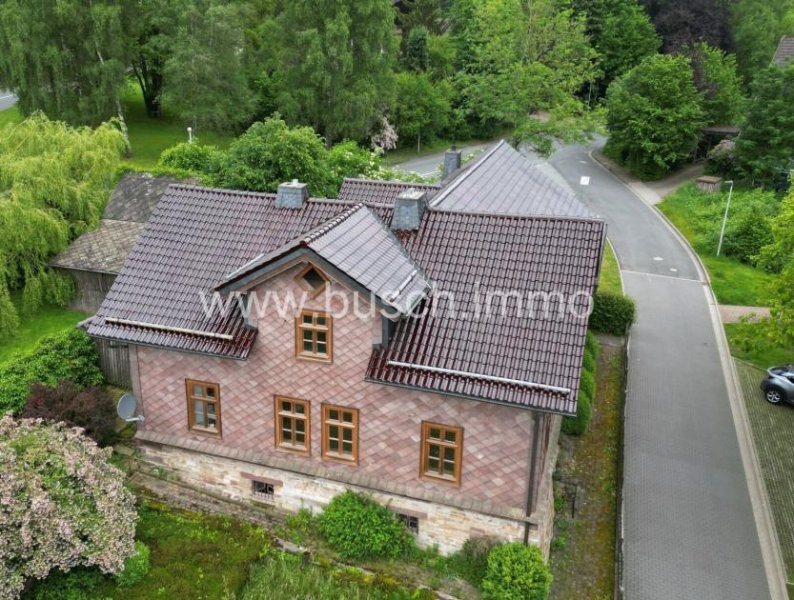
[442,146,462,181]
[392,188,427,231]
[275,179,308,208]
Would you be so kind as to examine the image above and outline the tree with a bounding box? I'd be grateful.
[731,0,794,85]
[642,0,733,53]
[162,1,255,134]
[216,117,334,196]
[269,0,398,145]
[453,0,600,150]
[0,0,129,126]
[403,26,430,72]
[393,72,453,150]
[396,0,449,35]
[0,416,137,599]
[689,42,743,125]
[0,115,125,334]
[759,186,794,346]
[735,63,794,186]
[605,54,705,179]
[583,0,660,91]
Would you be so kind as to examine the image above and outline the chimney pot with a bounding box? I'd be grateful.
[392,188,427,231]
[443,147,462,180]
[276,180,308,208]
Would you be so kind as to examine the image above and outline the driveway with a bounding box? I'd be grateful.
[396,142,776,598]
[0,90,16,112]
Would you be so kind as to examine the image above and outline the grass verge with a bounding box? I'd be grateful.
[599,241,622,295]
[735,360,794,595]
[0,105,22,127]
[658,183,775,306]
[550,340,626,600]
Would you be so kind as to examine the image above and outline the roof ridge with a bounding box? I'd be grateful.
[302,203,367,243]
[428,140,506,207]
[342,177,439,187]
[427,206,605,224]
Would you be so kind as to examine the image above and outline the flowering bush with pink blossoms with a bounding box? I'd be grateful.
[0,416,137,599]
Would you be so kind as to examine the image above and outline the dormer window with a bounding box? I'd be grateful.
[296,264,328,296]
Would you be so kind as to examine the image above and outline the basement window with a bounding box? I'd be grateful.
[396,513,420,535]
[251,480,275,503]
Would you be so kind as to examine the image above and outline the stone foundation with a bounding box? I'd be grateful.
[140,441,536,555]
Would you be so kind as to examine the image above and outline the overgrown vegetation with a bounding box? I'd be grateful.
[658,183,778,305]
[0,299,85,367]
[481,543,552,600]
[0,329,103,415]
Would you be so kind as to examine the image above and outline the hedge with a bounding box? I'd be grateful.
[561,333,599,436]
[589,292,636,336]
[481,542,552,600]
[0,328,103,415]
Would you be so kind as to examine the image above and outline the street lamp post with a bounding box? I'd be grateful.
[187,127,194,144]
[716,179,734,257]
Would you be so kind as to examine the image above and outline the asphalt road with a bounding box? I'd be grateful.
[0,90,16,112]
[550,144,772,599]
[396,142,773,598]
[394,142,493,178]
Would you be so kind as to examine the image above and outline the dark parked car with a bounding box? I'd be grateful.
[760,365,794,405]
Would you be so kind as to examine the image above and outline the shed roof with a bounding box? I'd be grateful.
[50,220,145,274]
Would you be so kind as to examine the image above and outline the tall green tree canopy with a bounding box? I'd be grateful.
[266,0,398,145]
[0,0,128,125]
[735,63,794,186]
[731,0,794,85]
[393,72,453,149]
[605,53,705,179]
[0,115,125,333]
[689,42,743,125]
[452,0,600,152]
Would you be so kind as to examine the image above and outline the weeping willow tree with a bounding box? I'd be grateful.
[0,114,125,337]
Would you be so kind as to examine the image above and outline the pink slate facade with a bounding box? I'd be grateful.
[131,268,546,523]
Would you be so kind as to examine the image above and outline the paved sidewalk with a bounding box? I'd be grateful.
[548,145,782,599]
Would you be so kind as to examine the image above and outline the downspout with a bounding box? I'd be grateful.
[524,411,544,544]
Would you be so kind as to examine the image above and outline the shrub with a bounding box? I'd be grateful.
[705,139,737,178]
[0,328,103,415]
[23,381,116,446]
[0,416,137,599]
[585,331,600,360]
[590,292,636,336]
[578,370,596,401]
[318,491,414,560]
[582,351,597,376]
[446,537,502,587]
[561,384,593,437]
[158,142,225,178]
[481,542,552,600]
[116,541,151,587]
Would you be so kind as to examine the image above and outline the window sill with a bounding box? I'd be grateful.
[322,453,358,466]
[420,473,460,487]
[296,353,332,364]
[188,426,222,438]
[276,443,310,456]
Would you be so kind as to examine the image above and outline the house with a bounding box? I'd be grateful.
[51,172,187,385]
[772,35,794,67]
[84,141,605,555]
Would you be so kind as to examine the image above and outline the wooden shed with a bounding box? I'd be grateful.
[51,172,185,386]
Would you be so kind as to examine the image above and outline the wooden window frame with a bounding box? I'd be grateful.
[274,396,311,454]
[295,310,333,363]
[185,379,222,437]
[321,404,359,464]
[295,263,329,297]
[420,421,463,486]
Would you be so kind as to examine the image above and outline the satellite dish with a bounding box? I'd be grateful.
[117,394,144,423]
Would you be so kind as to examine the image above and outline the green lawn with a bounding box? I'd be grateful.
[599,241,623,295]
[0,303,86,367]
[0,105,22,127]
[658,183,776,306]
[735,360,794,596]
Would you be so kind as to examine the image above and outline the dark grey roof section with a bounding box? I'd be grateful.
[772,36,794,67]
[104,172,189,223]
[338,178,440,205]
[221,204,431,315]
[430,140,594,218]
[50,220,145,274]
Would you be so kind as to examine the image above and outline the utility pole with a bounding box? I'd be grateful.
[716,179,734,257]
